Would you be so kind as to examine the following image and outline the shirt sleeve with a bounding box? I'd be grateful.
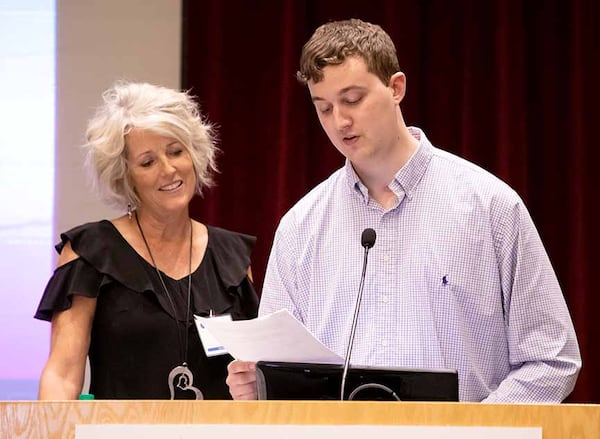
[483,199,581,402]
[259,211,305,322]
[34,258,104,321]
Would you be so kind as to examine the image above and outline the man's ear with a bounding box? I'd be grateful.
[389,72,406,103]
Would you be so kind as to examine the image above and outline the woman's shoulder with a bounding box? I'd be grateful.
[206,225,256,252]
[204,225,256,287]
[56,218,151,292]
[58,219,144,275]
[58,220,123,254]
[61,219,119,239]
[36,220,150,322]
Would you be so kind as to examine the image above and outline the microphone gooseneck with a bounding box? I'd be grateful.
[340,228,376,400]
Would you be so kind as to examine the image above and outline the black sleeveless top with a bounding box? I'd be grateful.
[35,220,259,399]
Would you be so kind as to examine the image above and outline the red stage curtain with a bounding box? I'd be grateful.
[182,0,599,402]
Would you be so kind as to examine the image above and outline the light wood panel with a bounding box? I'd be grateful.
[1,400,599,439]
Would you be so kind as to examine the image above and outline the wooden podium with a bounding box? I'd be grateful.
[1,400,599,439]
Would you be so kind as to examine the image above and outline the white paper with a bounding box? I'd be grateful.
[196,309,344,364]
[193,314,231,357]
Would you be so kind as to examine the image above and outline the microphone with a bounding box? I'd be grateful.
[361,228,376,249]
[340,228,376,400]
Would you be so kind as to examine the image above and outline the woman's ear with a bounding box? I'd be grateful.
[389,72,407,103]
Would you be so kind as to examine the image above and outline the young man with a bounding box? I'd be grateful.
[227,19,580,402]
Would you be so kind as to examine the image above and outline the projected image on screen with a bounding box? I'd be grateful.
[0,0,55,400]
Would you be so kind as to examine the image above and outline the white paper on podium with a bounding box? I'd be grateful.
[195,309,344,364]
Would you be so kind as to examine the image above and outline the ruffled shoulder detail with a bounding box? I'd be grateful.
[34,258,105,321]
[60,220,153,293]
[206,226,256,288]
[35,222,258,322]
[35,220,154,321]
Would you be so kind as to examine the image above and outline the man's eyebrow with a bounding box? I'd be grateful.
[311,85,366,103]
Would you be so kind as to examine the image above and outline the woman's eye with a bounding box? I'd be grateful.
[141,160,153,167]
[170,149,184,156]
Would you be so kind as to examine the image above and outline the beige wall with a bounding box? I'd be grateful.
[55,0,182,239]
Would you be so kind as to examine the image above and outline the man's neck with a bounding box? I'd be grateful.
[353,130,419,201]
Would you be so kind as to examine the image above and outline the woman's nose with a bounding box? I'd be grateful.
[159,156,176,174]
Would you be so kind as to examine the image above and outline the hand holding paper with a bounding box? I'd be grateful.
[196,309,343,364]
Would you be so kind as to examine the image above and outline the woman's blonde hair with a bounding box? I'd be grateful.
[84,81,218,210]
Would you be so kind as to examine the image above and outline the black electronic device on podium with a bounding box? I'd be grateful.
[255,361,459,401]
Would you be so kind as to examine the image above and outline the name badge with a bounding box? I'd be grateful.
[194,313,231,357]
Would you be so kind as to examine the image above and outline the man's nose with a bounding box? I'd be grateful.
[333,106,351,130]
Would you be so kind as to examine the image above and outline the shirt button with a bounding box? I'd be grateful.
[381,295,389,303]
[383,254,390,262]
[381,340,388,347]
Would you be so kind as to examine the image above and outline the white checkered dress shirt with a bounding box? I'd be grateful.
[260,128,580,402]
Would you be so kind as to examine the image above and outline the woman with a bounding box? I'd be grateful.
[35,81,258,399]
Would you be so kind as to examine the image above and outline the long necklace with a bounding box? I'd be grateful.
[135,211,203,400]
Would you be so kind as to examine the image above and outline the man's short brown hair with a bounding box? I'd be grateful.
[297,19,400,85]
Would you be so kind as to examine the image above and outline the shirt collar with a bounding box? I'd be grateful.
[344,127,434,203]
[395,127,434,200]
